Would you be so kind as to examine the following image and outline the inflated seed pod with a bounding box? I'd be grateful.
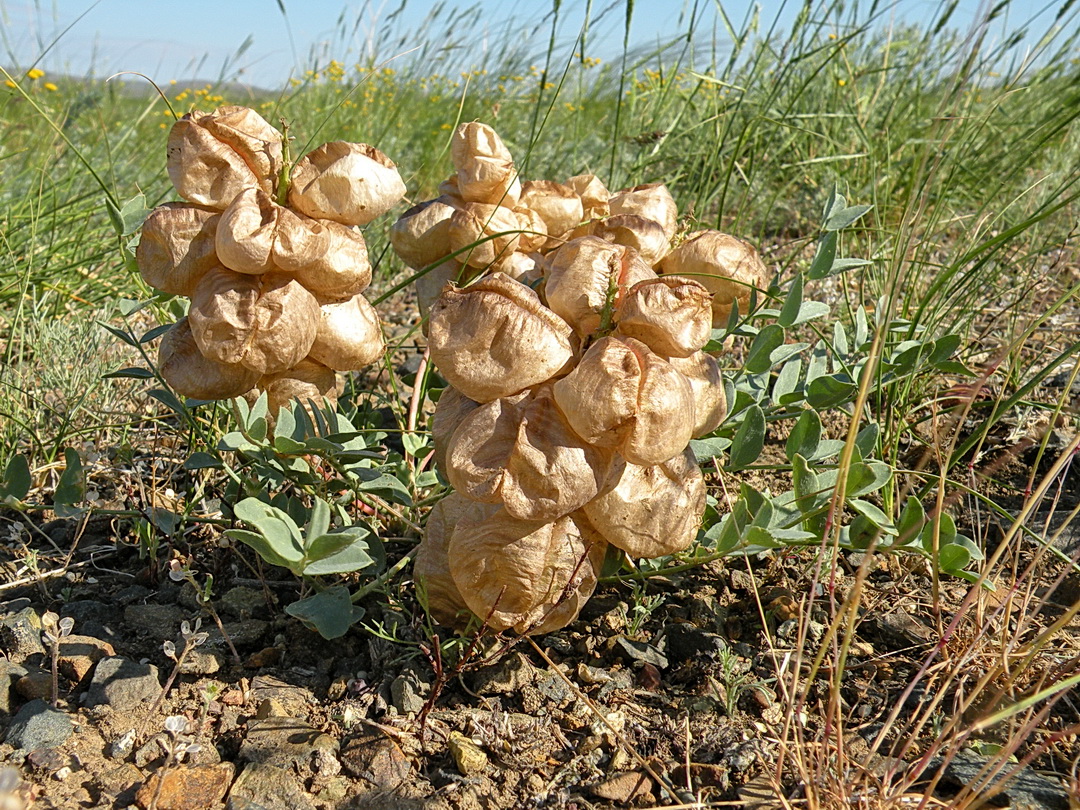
[279,219,371,300]
[513,206,549,254]
[427,273,575,402]
[583,448,705,558]
[519,180,584,242]
[416,261,469,332]
[667,351,727,437]
[448,507,607,634]
[188,267,319,376]
[448,202,523,268]
[451,122,521,206]
[552,335,695,465]
[591,214,670,267]
[158,317,260,400]
[498,251,544,287]
[445,385,615,522]
[390,196,462,269]
[565,173,610,220]
[288,141,406,227]
[414,493,498,628]
[257,357,339,416]
[609,182,678,238]
[615,276,712,358]
[307,293,384,371]
[167,106,282,208]
[544,236,657,338]
[136,203,221,297]
[431,386,481,476]
[659,230,768,326]
[215,187,286,275]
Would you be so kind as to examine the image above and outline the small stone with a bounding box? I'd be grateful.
[248,675,310,715]
[470,652,538,695]
[614,636,669,669]
[227,762,316,810]
[340,732,411,788]
[932,748,1070,810]
[447,731,487,776]
[58,635,116,682]
[84,657,161,709]
[0,659,28,714]
[134,733,169,768]
[535,674,572,705]
[25,747,66,773]
[390,669,428,715]
[123,604,187,639]
[239,716,337,770]
[108,729,137,760]
[254,698,290,719]
[178,650,222,676]
[4,698,73,750]
[590,771,654,803]
[14,670,53,701]
[665,622,728,663]
[875,610,935,648]
[0,608,45,662]
[219,587,267,620]
[134,762,235,810]
[211,620,268,650]
[244,647,282,668]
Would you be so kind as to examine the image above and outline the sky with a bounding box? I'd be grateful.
[1,0,1075,89]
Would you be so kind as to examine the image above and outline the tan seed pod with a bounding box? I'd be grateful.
[158,317,260,400]
[519,180,584,241]
[280,218,372,300]
[448,507,607,634]
[390,196,462,269]
[512,205,549,254]
[416,261,475,332]
[446,385,615,522]
[583,448,705,558]
[451,122,521,206]
[552,336,695,465]
[188,267,320,375]
[288,142,406,227]
[448,202,523,268]
[167,107,281,208]
[660,230,768,326]
[609,182,679,238]
[565,173,611,220]
[591,214,670,266]
[136,202,221,297]
[308,293,384,371]
[667,351,727,437]
[431,386,481,477]
[498,251,544,287]
[215,187,283,275]
[257,357,339,417]
[428,273,575,402]
[615,276,712,358]
[415,493,498,628]
[544,236,657,338]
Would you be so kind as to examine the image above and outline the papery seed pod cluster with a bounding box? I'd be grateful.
[138,105,406,415]
[396,122,771,635]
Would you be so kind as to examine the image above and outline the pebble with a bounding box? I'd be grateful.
[590,770,654,804]
[340,732,412,788]
[931,749,1070,810]
[107,729,137,760]
[134,762,235,810]
[390,668,429,715]
[84,656,161,709]
[238,716,337,770]
[614,636,669,669]
[0,659,28,714]
[0,608,45,662]
[227,762,317,810]
[665,622,728,663]
[178,650,222,676]
[470,652,538,695]
[4,698,73,750]
[447,731,487,776]
[248,675,310,715]
[58,635,116,682]
[123,604,187,639]
[219,587,267,620]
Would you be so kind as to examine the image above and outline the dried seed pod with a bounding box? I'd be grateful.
[519,180,584,241]
[280,219,371,300]
[258,357,339,416]
[308,293,384,371]
[445,386,615,522]
[428,273,575,402]
[415,494,498,628]
[591,214,670,266]
[544,236,657,338]
[158,317,259,400]
[583,448,705,558]
[609,183,678,238]
[390,196,462,269]
[215,187,283,275]
[167,107,281,208]
[659,231,768,326]
[498,251,544,287]
[188,267,320,375]
[565,173,610,220]
[451,122,521,206]
[448,507,607,634]
[552,336,695,465]
[513,206,549,254]
[416,261,473,333]
[448,202,523,268]
[136,202,221,296]
[288,141,406,226]
[615,276,712,358]
[431,386,481,476]
[667,351,727,437]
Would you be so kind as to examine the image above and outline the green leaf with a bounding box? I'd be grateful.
[808,231,838,279]
[0,454,31,502]
[786,410,821,462]
[690,436,731,460]
[772,358,802,406]
[284,586,366,639]
[930,334,961,364]
[98,321,138,348]
[183,452,221,470]
[829,258,872,275]
[846,461,891,497]
[825,203,873,232]
[115,193,149,235]
[778,274,803,327]
[306,498,331,543]
[791,301,830,325]
[273,435,307,455]
[951,534,984,562]
[792,454,821,510]
[938,543,971,572]
[769,342,809,367]
[893,496,925,547]
[303,530,376,575]
[139,323,174,344]
[402,432,429,457]
[103,366,155,379]
[807,376,857,409]
[149,388,188,417]
[854,423,880,458]
[354,470,413,507]
[728,405,765,469]
[922,512,958,553]
[225,529,297,571]
[233,498,304,563]
[54,448,85,514]
[274,406,297,441]
[849,498,892,528]
[855,305,869,348]
[746,324,785,373]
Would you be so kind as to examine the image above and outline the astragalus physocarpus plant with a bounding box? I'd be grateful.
[139,105,405,413]
[393,121,770,635]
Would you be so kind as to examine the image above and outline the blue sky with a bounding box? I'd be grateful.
[1,0,1073,88]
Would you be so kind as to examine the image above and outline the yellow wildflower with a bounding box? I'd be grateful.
[27,68,44,80]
